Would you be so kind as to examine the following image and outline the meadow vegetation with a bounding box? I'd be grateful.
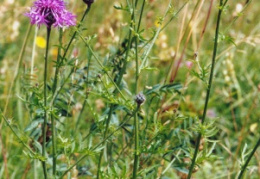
[0,0,260,178]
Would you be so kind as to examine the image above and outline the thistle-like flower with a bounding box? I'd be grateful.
[25,0,76,28]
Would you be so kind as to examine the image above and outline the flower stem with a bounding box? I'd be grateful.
[133,105,140,179]
[0,110,36,156]
[139,0,172,71]
[50,5,92,178]
[187,0,226,178]
[51,28,62,178]
[74,51,92,131]
[96,106,114,179]
[52,5,92,94]
[77,33,127,101]
[61,110,137,178]
[42,27,51,179]
[133,0,141,176]
[238,137,260,179]
[96,1,139,177]
[137,0,145,32]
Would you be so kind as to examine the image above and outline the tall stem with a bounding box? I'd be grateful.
[116,0,139,85]
[133,1,141,177]
[50,5,92,178]
[75,52,92,131]
[133,105,140,179]
[238,137,260,179]
[61,113,135,178]
[1,110,36,155]
[187,0,225,178]
[52,5,92,94]
[96,1,139,177]
[42,27,51,179]
[96,106,114,179]
[51,28,62,177]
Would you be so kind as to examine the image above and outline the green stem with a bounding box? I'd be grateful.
[77,33,127,101]
[52,28,63,94]
[133,105,140,179]
[0,111,36,156]
[96,106,114,179]
[96,1,140,177]
[50,68,74,107]
[116,0,139,86]
[238,137,260,179]
[139,1,188,53]
[51,28,63,178]
[187,0,225,178]
[116,23,133,86]
[74,52,92,131]
[75,96,88,131]
[139,0,172,71]
[137,0,145,32]
[52,5,92,94]
[134,39,139,93]
[161,0,189,32]
[61,111,137,178]
[133,2,140,176]
[42,27,51,179]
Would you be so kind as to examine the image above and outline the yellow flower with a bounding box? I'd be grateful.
[36,36,46,48]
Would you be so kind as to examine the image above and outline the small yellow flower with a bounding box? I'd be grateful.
[36,36,46,48]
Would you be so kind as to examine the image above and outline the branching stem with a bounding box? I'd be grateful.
[238,137,260,179]
[187,0,227,178]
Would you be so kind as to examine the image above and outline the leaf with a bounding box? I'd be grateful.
[160,83,182,93]
[113,3,129,11]
[144,84,161,96]
[138,164,161,176]
[173,166,189,174]
[142,67,158,71]
[24,118,43,132]
[56,164,68,172]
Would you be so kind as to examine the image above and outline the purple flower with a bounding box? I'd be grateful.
[25,0,76,28]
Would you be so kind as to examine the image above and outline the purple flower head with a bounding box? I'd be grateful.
[25,0,76,28]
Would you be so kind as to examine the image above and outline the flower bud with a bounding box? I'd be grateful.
[83,0,95,6]
[135,93,146,105]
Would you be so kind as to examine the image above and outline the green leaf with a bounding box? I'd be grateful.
[24,118,43,132]
[160,83,182,93]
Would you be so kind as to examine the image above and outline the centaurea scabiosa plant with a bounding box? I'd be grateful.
[26,0,76,178]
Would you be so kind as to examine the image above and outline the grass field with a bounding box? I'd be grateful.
[0,0,260,178]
